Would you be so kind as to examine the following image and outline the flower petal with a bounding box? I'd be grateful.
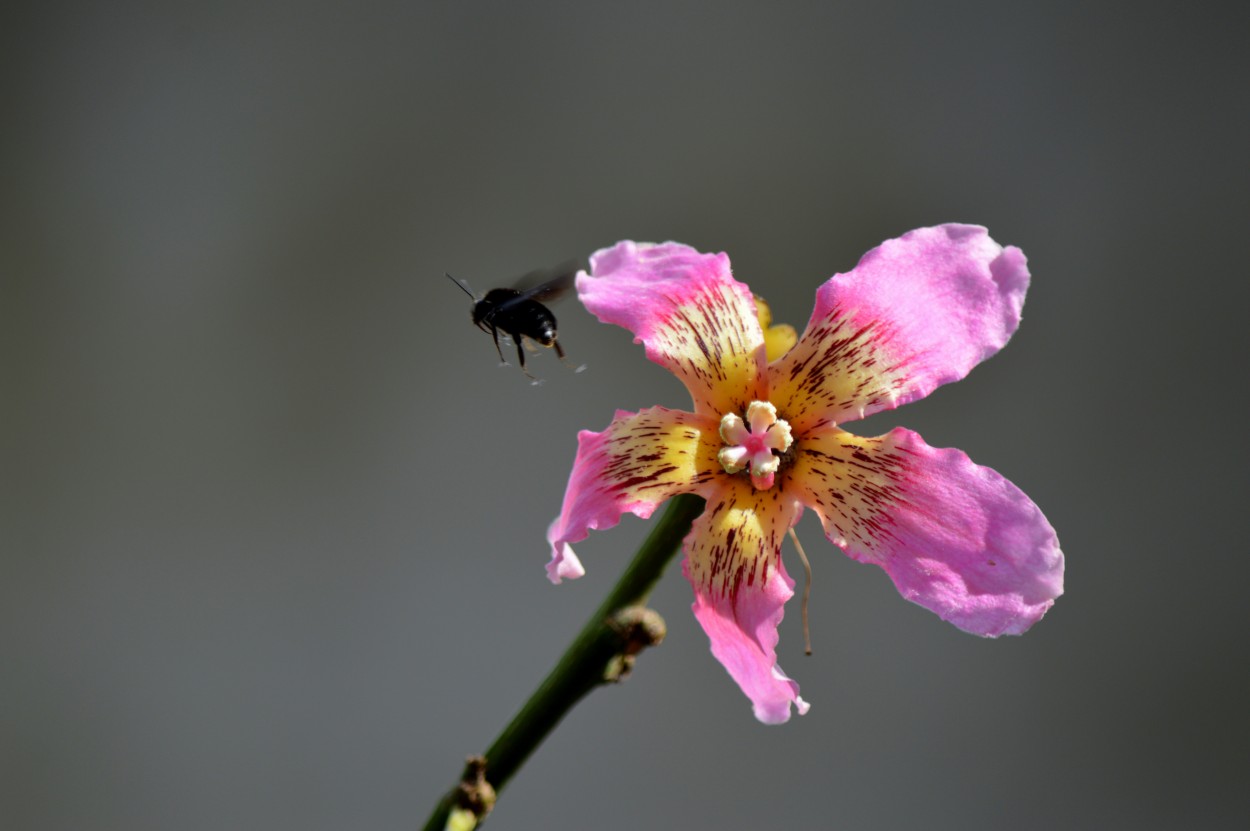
[684,478,809,723]
[788,426,1063,636]
[770,224,1030,430]
[578,241,767,417]
[546,406,719,583]
[755,295,798,362]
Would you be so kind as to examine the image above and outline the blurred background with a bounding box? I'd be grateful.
[4,1,1248,829]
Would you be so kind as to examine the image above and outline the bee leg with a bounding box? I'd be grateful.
[489,326,507,365]
[514,336,536,379]
[552,338,583,372]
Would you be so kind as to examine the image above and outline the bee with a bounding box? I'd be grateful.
[446,262,579,378]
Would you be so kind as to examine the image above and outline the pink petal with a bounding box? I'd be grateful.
[769,224,1030,430]
[578,241,767,417]
[684,479,809,723]
[546,541,585,584]
[546,406,719,583]
[788,426,1063,636]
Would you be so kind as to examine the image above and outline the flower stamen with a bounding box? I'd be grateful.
[789,527,813,656]
[717,401,794,490]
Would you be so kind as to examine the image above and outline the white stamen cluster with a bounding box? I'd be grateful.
[717,400,793,486]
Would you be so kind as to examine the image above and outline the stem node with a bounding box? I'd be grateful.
[420,495,705,831]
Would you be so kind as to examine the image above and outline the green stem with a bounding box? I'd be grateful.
[421,494,705,831]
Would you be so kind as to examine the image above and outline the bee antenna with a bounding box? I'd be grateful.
[446,272,476,298]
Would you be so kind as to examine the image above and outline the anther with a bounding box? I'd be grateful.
[717,401,794,490]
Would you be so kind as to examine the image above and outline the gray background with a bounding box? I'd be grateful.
[5,1,1248,829]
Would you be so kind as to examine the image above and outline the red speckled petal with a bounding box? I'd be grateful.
[577,241,768,417]
[769,225,1030,431]
[788,426,1063,636]
[546,406,720,583]
[683,478,809,723]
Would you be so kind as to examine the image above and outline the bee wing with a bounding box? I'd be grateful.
[510,260,580,303]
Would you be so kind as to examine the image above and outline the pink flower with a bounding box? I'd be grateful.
[547,225,1064,724]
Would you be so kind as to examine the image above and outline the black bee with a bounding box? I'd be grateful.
[446,263,579,378]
